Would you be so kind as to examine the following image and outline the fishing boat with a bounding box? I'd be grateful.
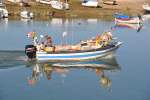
[0,2,8,18]
[50,0,69,10]
[25,31,122,61]
[82,0,99,7]
[143,3,150,13]
[114,13,142,24]
[35,42,121,61]
[20,10,34,19]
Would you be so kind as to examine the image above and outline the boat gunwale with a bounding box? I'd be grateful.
[37,42,122,55]
[37,44,117,54]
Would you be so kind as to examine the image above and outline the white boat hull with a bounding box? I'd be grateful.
[51,1,69,10]
[39,0,51,5]
[82,1,98,7]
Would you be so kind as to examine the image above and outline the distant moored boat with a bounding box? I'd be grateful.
[20,10,34,19]
[82,0,99,7]
[143,3,150,13]
[0,2,8,18]
[50,0,69,10]
[114,13,142,24]
[39,0,52,5]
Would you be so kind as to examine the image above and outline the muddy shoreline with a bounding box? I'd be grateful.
[5,0,148,20]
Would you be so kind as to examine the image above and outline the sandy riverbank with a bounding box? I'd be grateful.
[5,0,149,20]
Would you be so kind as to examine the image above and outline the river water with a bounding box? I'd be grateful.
[0,17,150,100]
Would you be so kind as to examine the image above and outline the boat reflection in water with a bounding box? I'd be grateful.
[27,54,121,89]
[113,23,143,32]
[142,14,150,21]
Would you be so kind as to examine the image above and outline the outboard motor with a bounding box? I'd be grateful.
[25,45,36,60]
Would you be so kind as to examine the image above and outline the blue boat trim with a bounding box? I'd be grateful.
[38,51,103,59]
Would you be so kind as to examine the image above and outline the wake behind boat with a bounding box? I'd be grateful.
[25,31,122,61]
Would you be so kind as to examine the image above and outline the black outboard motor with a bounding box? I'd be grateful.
[25,45,36,60]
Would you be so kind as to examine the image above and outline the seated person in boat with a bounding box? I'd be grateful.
[37,32,113,52]
[77,32,112,50]
[44,35,55,52]
[45,36,52,46]
[101,31,112,46]
[39,35,81,52]
[79,31,112,50]
[95,31,112,47]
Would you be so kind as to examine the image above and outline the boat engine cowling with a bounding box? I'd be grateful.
[25,45,36,59]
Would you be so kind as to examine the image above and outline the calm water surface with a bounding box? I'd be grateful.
[0,18,150,100]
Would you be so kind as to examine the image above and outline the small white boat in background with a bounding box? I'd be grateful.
[82,0,98,7]
[143,3,150,13]
[0,3,8,18]
[50,0,69,10]
[20,10,34,19]
[39,0,51,5]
